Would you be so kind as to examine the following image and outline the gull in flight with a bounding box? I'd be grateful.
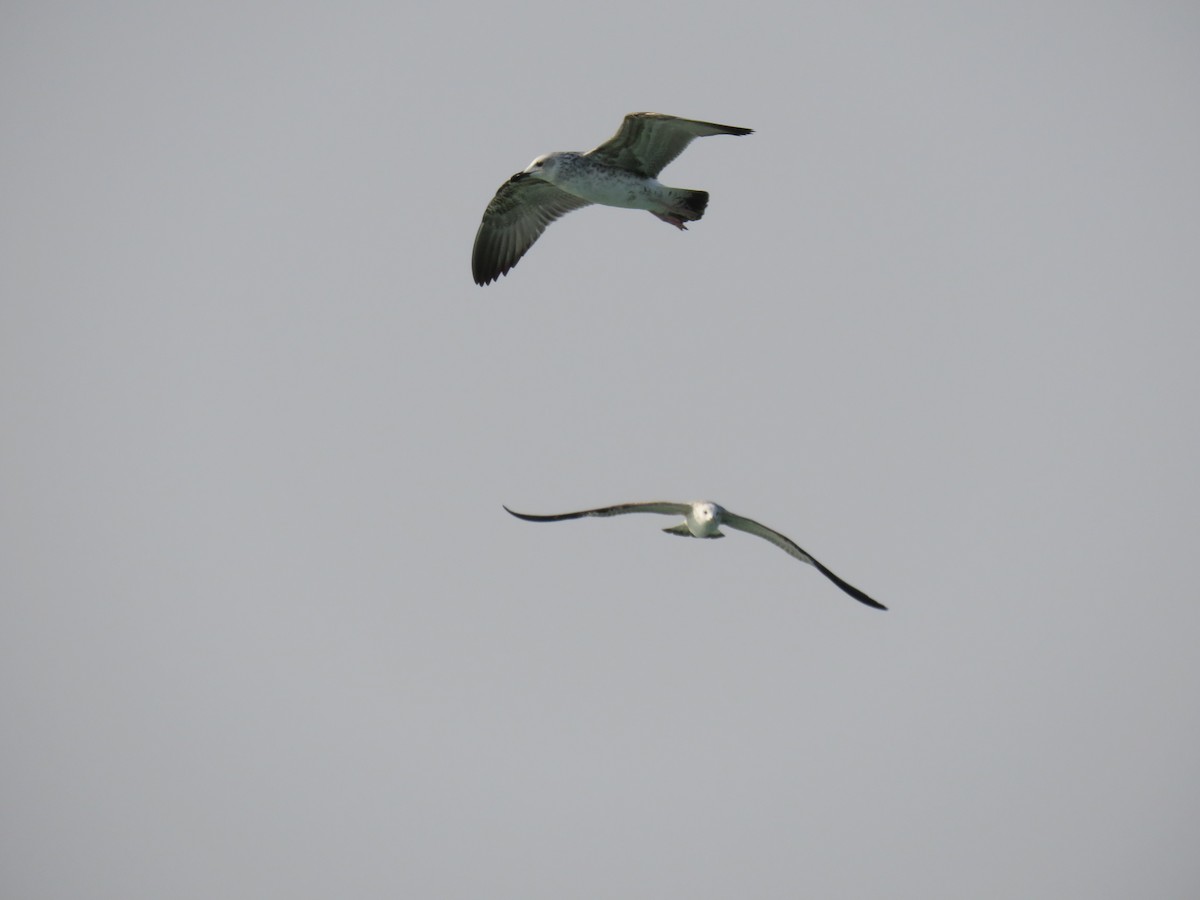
[503,501,886,610]
[472,112,753,285]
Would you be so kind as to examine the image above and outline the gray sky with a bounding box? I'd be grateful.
[3,2,1199,897]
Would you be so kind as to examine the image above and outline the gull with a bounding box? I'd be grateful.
[472,112,753,285]
[503,501,886,610]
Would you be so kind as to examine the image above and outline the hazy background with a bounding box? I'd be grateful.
[3,2,1198,897]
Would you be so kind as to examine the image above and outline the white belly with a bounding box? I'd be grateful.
[561,167,666,210]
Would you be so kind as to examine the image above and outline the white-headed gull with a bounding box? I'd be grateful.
[503,500,885,610]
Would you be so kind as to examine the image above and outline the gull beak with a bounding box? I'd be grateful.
[509,171,529,183]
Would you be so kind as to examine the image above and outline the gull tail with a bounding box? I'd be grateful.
[672,189,705,223]
[652,189,709,230]
[673,189,708,221]
[662,524,723,538]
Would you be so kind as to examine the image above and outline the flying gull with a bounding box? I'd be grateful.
[503,500,886,610]
[472,112,753,285]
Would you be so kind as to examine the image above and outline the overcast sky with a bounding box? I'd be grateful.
[3,2,1199,898]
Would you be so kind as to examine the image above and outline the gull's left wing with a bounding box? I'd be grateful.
[721,512,886,610]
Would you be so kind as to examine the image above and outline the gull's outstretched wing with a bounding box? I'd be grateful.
[721,512,887,610]
[503,501,691,522]
[472,177,593,285]
[585,112,753,178]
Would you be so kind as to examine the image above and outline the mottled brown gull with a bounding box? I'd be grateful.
[473,113,753,286]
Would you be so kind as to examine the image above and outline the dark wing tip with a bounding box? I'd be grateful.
[503,505,586,523]
[624,112,752,133]
[473,249,521,286]
[811,558,887,610]
[473,267,505,286]
[852,590,888,611]
[471,221,513,286]
[682,116,753,137]
[471,259,502,286]
[471,236,499,286]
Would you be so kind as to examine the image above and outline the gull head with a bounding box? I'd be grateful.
[514,152,578,185]
[688,501,724,537]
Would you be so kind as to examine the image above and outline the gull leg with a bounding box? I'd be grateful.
[651,211,689,231]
